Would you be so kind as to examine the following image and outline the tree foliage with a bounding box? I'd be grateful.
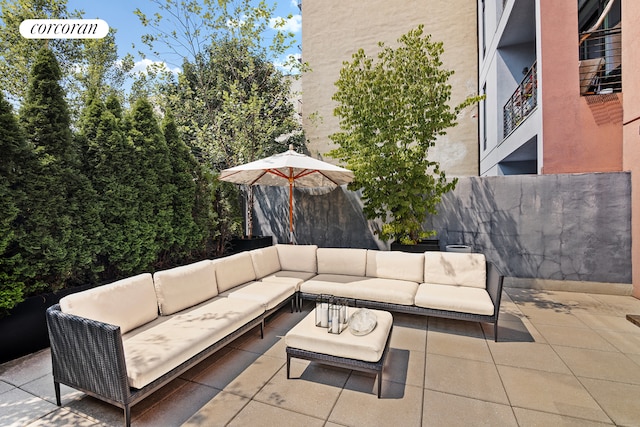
[329,25,483,244]
[135,1,304,240]
[0,0,82,104]
[0,92,31,312]
[18,47,102,293]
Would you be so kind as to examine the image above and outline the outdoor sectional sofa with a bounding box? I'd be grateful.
[46,244,503,426]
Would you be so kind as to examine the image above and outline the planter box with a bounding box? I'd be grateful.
[390,239,440,253]
[227,236,273,254]
[0,283,95,363]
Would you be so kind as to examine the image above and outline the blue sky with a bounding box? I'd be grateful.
[65,0,302,74]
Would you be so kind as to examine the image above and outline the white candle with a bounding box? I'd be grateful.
[319,303,329,327]
[331,314,340,333]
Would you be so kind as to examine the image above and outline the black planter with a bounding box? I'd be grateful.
[390,239,441,253]
[0,283,96,363]
[227,235,273,254]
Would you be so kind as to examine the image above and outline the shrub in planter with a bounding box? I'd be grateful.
[329,25,483,245]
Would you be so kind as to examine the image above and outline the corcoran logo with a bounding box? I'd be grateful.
[20,19,109,39]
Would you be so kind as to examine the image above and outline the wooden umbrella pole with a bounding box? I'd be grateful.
[288,170,294,232]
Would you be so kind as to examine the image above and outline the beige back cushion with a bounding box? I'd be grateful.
[153,260,218,315]
[366,250,425,283]
[214,252,257,293]
[275,244,318,273]
[423,252,487,288]
[60,273,158,334]
[317,248,367,276]
[250,246,281,279]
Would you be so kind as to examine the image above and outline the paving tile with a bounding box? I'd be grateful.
[228,399,325,427]
[424,354,509,405]
[519,309,588,328]
[390,311,428,330]
[384,348,424,388]
[183,390,250,427]
[186,348,282,396]
[580,377,640,426]
[534,324,617,351]
[24,408,108,427]
[0,380,14,394]
[18,373,83,405]
[594,329,640,355]
[254,360,347,419]
[483,318,541,343]
[390,323,427,352]
[0,349,52,387]
[513,407,614,426]
[422,389,518,427]
[134,381,221,427]
[427,317,485,338]
[0,387,60,427]
[498,365,610,422]
[589,294,640,315]
[229,327,288,359]
[554,345,640,384]
[329,380,423,427]
[217,354,285,399]
[488,341,572,374]
[573,312,640,334]
[426,329,493,363]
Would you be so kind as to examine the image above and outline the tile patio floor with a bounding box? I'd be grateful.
[2,288,640,426]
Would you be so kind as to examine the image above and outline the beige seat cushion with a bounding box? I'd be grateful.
[424,252,487,289]
[285,308,393,362]
[153,260,218,315]
[250,246,281,279]
[317,248,367,276]
[213,252,257,293]
[414,283,494,315]
[275,244,317,273]
[366,250,424,283]
[301,274,418,306]
[60,273,158,334]
[122,298,264,389]
[261,275,305,290]
[226,281,297,310]
[262,270,317,282]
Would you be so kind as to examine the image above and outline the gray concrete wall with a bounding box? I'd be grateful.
[427,173,632,284]
[253,172,632,285]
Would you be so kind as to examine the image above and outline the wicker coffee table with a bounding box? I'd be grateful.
[285,308,393,398]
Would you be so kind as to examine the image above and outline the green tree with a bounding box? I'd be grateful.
[162,110,205,263]
[0,0,82,104]
[329,25,482,244]
[128,97,175,269]
[135,1,304,244]
[18,47,102,293]
[0,92,32,311]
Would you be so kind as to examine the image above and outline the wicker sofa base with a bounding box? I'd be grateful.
[286,327,392,398]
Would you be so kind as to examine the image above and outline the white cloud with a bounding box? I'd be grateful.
[132,58,181,75]
[270,14,301,33]
[290,0,299,8]
[273,53,302,74]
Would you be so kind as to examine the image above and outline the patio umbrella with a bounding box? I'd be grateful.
[219,145,354,241]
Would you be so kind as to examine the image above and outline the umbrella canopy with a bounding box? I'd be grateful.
[219,145,354,239]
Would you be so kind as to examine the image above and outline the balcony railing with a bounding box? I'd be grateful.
[579,26,621,95]
[503,62,537,138]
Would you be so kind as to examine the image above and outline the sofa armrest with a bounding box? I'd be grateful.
[46,304,130,405]
[486,262,504,317]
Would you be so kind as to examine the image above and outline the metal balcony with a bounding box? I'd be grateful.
[503,62,537,138]
[579,26,621,95]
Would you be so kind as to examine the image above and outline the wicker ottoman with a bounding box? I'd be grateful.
[285,308,393,398]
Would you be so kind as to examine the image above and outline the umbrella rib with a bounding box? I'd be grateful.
[294,169,342,187]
